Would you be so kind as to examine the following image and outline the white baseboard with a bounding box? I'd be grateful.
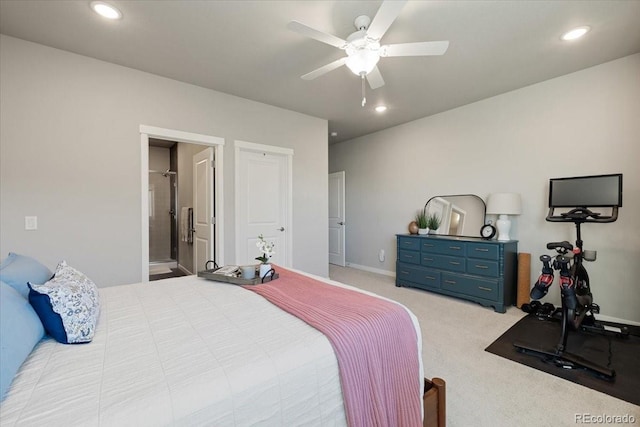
[345,262,395,278]
[345,262,640,326]
[596,313,640,327]
[338,263,640,326]
[177,263,193,276]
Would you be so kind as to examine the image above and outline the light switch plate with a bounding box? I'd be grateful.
[25,216,38,230]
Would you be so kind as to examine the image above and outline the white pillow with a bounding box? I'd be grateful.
[28,261,100,344]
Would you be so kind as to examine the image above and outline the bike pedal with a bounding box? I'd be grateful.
[582,314,596,326]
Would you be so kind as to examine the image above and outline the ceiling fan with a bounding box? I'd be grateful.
[287,0,449,106]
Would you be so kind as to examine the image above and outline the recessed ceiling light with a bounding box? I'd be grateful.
[90,1,122,20]
[561,26,590,41]
[375,105,387,113]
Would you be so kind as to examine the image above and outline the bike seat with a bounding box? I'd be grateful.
[546,241,573,251]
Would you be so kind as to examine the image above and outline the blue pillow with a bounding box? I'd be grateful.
[0,253,53,300]
[28,261,100,344]
[0,281,45,400]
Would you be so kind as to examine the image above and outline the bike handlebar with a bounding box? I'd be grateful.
[546,207,618,223]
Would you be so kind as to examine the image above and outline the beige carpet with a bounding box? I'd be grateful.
[328,265,640,427]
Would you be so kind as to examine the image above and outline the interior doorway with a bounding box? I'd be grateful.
[140,125,225,283]
[234,140,293,267]
[148,140,178,277]
[328,171,346,266]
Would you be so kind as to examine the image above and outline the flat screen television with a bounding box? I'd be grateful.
[548,173,622,208]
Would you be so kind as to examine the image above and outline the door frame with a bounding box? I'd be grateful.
[234,140,293,267]
[140,125,224,282]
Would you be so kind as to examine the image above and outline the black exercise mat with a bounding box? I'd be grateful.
[485,314,640,406]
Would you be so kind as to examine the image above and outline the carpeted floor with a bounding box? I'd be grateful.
[485,314,640,406]
[328,265,640,427]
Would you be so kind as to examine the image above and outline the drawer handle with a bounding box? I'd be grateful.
[404,241,412,245]
[444,280,457,285]
[424,257,434,262]
[425,276,436,280]
[424,244,434,247]
[449,246,461,250]
[475,265,489,269]
[400,271,409,275]
[475,248,489,252]
[405,255,413,258]
[478,286,492,292]
[449,261,461,265]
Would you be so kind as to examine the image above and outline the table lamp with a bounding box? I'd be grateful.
[486,193,522,241]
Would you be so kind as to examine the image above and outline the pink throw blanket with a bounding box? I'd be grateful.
[244,267,422,427]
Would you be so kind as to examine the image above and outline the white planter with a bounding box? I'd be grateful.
[418,228,429,235]
[259,263,273,278]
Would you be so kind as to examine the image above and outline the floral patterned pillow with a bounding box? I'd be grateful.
[28,261,100,344]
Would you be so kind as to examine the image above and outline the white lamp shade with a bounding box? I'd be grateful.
[345,49,380,76]
[486,193,522,215]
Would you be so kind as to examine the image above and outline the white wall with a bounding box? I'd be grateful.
[0,35,329,286]
[330,54,640,323]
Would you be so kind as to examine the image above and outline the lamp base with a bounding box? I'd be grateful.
[496,214,512,241]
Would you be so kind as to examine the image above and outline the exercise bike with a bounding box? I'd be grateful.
[514,207,628,380]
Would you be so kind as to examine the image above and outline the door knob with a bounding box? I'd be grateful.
[277,227,285,231]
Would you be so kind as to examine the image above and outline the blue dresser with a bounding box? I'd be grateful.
[396,234,518,313]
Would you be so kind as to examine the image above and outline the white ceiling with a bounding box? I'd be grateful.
[1,0,639,143]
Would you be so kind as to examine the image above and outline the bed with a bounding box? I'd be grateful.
[1,253,444,426]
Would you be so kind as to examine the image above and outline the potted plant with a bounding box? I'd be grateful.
[415,210,429,235]
[426,213,441,233]
[255,234,276,278]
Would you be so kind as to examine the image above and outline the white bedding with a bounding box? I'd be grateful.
[1,273,422,426]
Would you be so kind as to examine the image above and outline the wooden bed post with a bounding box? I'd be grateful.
[423,377,446,427]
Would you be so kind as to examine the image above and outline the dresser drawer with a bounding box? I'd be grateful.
[399,249,420,265]
[396,265,440,288]
[467,242,499,260]
[398,236,421,251]
[421,254,466,273]
[441,273,498,301]
[423,240,466,257]
[467,259,499,277]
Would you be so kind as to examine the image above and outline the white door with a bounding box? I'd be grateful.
[328,171,346,266]
[193,147,214,272]
[236,143,291,267]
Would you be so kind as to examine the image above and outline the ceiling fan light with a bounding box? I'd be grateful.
[346,49,380,76]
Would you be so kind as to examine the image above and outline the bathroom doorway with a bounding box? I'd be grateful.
[140,125,225,283]
[148,140,181,279]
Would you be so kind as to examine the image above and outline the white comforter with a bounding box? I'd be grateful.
[1,273,422,426]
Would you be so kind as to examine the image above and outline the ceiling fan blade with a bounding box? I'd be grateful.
[287,21,347,49]
[366,66,385,89]
[381,41,449,57]
[301,57,348,80]
[366,0,408,40]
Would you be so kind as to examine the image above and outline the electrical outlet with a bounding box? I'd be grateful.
[379,249,385,262]
[25,216,38,230]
